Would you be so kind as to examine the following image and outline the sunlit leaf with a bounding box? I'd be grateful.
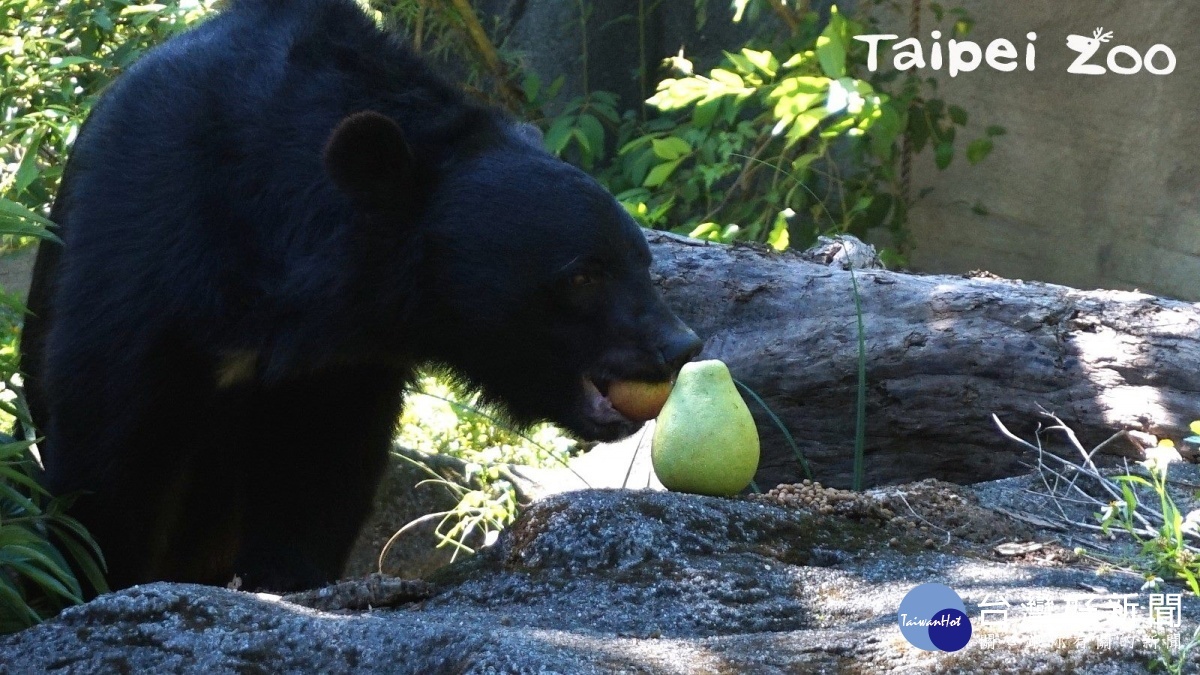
[967,137,993,165]
[816,13,847,77]
[644,159,683,187]
[120,4,167,15]
[741,48,778,77]
[651,137,691,161]
[767,210,790,251]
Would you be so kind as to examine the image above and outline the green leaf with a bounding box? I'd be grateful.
[785,108,833,147]
[48,56,92,69]
[709,69,744,89]
[967,138,994,165]
[92,11,115,31]
[651,137,691,161]
[868,105,903,156]
[617,134,657,156]
[0,440,37,461]
[781,50,814,70]
[576,115,606,160]
[771,76,830,98]
[935,141,954,170]
[772,90,826,123]
[767,211,790,251]
[543,115,575,155]
[647,77,713,110]
[120,4,167,15]
[725,51,755,76]
[48,524,108,593]
[522,73,540,102]
[816,36,845,78]
[0,482,38,514]
[816,11,848,77]
[0,574,40,627]
[692,97,721,127]
[791,153,821,172]
[546,75,566,101]
[819,115,857,140]
[948,105,968,126]
[986,125,1007,137]
[741,48,778,77]
[1115,474,1153,488]
[569,128,592,157]
[643,159,683,187]
[907,114,931,154]
[12,130,45,195]
[0,199,61,242]
[0,218,62,243]
[4,555,80,604]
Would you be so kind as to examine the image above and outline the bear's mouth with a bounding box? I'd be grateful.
[580,375,634,427]
[578,373,675,440]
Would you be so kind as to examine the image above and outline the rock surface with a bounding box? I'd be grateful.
[4,484,1197,674]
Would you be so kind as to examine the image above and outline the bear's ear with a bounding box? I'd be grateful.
[323,111,415,211]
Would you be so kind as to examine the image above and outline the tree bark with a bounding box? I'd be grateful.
[646,231,1200,488]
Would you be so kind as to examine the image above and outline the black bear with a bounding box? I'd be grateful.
[20,0,702,593]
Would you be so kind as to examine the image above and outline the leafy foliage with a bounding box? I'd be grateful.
[393,374,578,557]
[1,0,217,223]
[595,2,1001,261]
[0,0,205,632]
[0,437,108,633]
[399,374,576,468]
[0,279,106,632]
[361,0,1001,262]
[1097,429,1200,596]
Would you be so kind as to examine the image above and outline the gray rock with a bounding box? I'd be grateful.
[3,486,1196,673]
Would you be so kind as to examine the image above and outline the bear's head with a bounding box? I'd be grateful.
[324,111,702,442]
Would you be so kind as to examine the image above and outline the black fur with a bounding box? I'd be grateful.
[20,0,700,593]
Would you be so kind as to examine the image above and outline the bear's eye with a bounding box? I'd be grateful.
[569,272,598,287]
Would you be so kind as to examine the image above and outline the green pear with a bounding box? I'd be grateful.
[651,359,759,496]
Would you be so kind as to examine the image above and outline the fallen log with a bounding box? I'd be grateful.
[646,231,1200,488]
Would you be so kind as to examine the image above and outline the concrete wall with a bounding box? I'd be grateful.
[879,1,1200,300]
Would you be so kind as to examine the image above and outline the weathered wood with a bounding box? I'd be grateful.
[646,231,1200,488]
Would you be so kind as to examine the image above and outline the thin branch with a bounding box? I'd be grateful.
[443,0,526,110]
[767,0,802,33]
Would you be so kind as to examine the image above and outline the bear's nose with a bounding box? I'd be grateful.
[660,327,703,373]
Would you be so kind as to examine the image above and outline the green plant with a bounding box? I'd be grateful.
[388,373,580,556]
[1,0,217,229]
[601,1,1001,261]
[0,0,200,628]
[1098,432,1200,595]
[735,379,809,481]
[540,90,621,172]
[849,263,866,490]
[998,414,1200,596]
[398,373,577,467]
[0,438,108,633]
[1154,624,1200,675]
[0,281,105,632]
[379,451,520,566]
